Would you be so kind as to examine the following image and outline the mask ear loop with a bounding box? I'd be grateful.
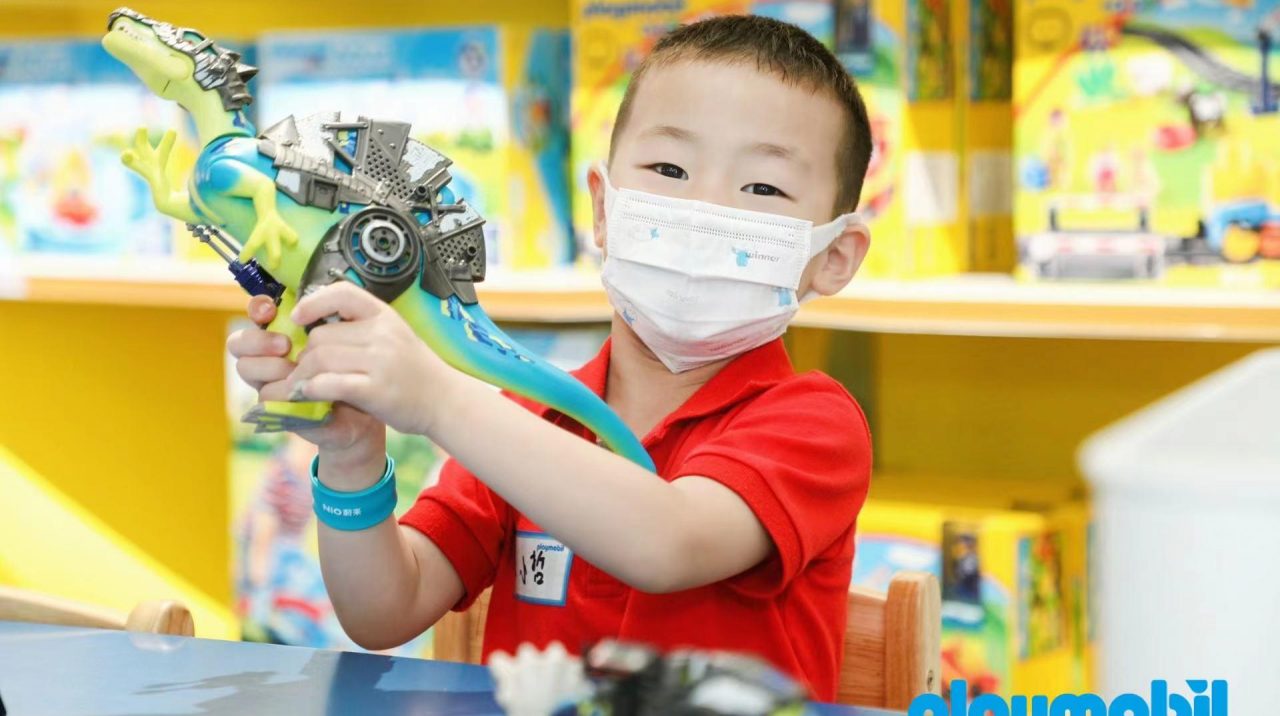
[595,161,624,264]
[800,212,867,303]
[596,160,619,214]
[808,212,866,259]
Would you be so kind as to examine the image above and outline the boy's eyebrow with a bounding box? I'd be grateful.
[749,141,799,160]
[638,124,697,142]
[637,126,807,167]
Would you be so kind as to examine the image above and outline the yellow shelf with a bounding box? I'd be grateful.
[805,275,1280,342]
[6,257,615,321]
[7,257,1280,341]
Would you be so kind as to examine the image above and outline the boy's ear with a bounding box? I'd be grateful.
[808,222,870,297]
[587,164,607,252]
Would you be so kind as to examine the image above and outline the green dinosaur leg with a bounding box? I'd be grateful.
[240,288,335,433]
[156,189,200,225]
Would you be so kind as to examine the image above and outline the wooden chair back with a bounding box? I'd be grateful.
[432,587,491,664]
[839,571,941,709]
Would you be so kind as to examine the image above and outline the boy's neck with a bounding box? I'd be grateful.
[604,317,730,440]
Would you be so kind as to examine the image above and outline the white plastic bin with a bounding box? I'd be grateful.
[1080,348,1280,714]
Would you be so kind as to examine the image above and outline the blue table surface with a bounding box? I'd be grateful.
[0,621,901,716]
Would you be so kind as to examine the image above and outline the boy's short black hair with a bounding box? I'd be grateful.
[610,14,874,216]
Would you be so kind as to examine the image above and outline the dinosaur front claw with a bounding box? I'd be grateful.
[239,211,300,269]
[121,126,176,197]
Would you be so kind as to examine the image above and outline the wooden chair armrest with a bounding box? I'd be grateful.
[0,585,123,630]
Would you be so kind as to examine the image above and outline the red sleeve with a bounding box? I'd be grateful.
[398,457,512,611]
[673,372,872,597]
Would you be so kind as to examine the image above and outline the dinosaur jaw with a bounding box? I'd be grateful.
[102,15,192,99]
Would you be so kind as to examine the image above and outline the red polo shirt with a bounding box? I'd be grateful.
[399,337,871,701]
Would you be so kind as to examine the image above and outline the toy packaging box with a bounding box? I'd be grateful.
[226,322,609,655]
[959,0,1016,272]
[1014,0,1280,287]
[569,0,835,263]
[0,38,250,260]
[257,25,573,271]
[853,475,1093,698]
[835,0,966,277]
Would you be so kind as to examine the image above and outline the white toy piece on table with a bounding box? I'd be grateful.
[488,641,591,716]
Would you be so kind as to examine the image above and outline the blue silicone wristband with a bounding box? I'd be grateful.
[310,454,397,531]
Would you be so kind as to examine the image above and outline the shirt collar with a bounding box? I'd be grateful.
[557,337,795,440]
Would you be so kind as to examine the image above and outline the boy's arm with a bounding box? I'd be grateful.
[318,378,770,601]
[290,286,774,595]
[233,296,469,651]
[428,374,774,594]
[311,445,467,651]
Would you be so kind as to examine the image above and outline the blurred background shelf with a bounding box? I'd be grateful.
[11,257,1280,340]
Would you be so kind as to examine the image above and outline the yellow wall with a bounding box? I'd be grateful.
[871,334,1267,482]
[1,445,239,638]
[0,301,234,600]
[793,329,1268,486]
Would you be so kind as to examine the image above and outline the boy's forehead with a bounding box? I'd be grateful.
[630,59,816,110]
[619,59,844,151]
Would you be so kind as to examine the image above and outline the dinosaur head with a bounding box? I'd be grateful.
[102,7,256,111]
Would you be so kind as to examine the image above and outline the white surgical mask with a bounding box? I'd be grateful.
[598,166,864,373]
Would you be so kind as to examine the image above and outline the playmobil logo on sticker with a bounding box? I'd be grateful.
[909,680,1227,716]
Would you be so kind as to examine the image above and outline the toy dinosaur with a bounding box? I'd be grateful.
[102,7,653,470]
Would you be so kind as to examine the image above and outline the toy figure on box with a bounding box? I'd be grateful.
[102,8,651,469]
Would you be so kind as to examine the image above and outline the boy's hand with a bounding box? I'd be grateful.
[286,282,457,439]
[228,295,388,477]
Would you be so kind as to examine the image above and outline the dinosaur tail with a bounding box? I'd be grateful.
[399,291,655,472]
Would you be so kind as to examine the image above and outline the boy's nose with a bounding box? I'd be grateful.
[688,176,737,208]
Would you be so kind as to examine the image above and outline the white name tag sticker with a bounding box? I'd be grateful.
[515,531,574,606]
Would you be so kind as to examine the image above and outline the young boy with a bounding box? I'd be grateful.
[227,14,873,701]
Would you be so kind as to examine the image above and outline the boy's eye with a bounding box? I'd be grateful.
[650,163,688,180]
[742,183,787,198]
